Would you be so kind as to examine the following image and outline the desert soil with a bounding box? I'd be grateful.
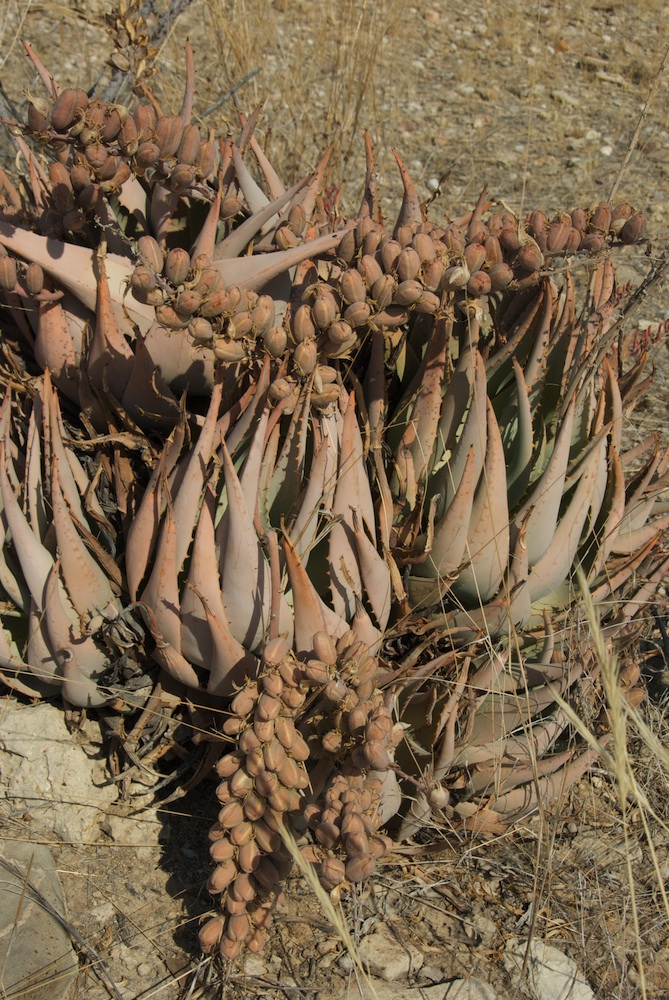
[1,1,669,998]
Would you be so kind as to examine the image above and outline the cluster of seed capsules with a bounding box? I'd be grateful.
[129,235,287,363]
[282,198,646,372]
[199,632,398,961]
[0,244,56,300]
[25,88,218,231]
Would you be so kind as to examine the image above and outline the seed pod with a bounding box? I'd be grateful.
[464,243,486,273]
[515,243,544,272]
[219,937,241,960]
[253,820,280,854]
[345,830,370,858]
[230,684,257,717]
[255,769,279,798]
[528,210,547,239]
[369,834,393,859]
[133,103,157,141]
[441,264,469,291]
[229,873,256,904]
[175,289,202,317]
[274,225,300,250]
[135,141,161,170]
[324,678,348,703]
[325,320,354,348]
[176,123,201,166]
[564,227,582,251]
[277,756,302,788]
[292,303,316,344]
[421,258,445,292]
[254,857,280,891]
[199,916,224,953]
[194,138,216,177]
[246,928,266,954]
[394,278,423,306]
[219,801,245,829]
[395,223,415,248]
[380,238,402,272]
[155,115,183,158]
[278,657,301,687]
[262,808,286,834]
[100,162,131,194]
[312,290,338,330]
[338,227,357,263]
[340,811,366,839]
[216,752,243,778]
[346,855,376,883]
[342,300,371,329]
[319,855,346,888]
[156,304,189,330]
[340,268,367,305]
[250,295,274,336]
[362,229,382,256]
[281,686,307,710]
[321,730,342,754]
[274,716,295,750]
[117,115,138,156]
[27,99,49,132]
[229,767,254,798]
[227,912,251,943]
[263,737,287,772]
[484,235,503,268]
[229,820,255,846]
[415,290,441,314]
[50,88,88,130]
[243,791,266,822]
[245,746,265,777]
[363,741,391,770]
[288,732,310,763]
[482,263,510,292]
[85,144,108,171]
[256,692,282,722]
[239,728,261,753]
[190,317,215,343]
[225,896,248,916]
[253,718,275,742]
[579,233,607,253]
[371,273,396,310]
[293,338,318,375]
[313,632,338,665]
[170,163,197,191]
[412,231,436,263]
[396,247,421,282]
[268,785,291,812]
[589,201,612,234]
[237,840,261,874]
[164,247,190,286]
[0,257,17,290]
[24,263,44,296]
[571,207,588,232]
[610,202,633,233]
[210,837,236,862]
[467,271,492,297]
[620,214,646,244]
[358,253,384,289]
[207,860,237,893]
[315,822,340,849]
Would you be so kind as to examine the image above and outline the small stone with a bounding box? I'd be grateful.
[357,929,424,981]
[504,937,594,1000]
[442,980,500,999]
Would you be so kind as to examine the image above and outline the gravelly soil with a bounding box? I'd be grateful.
[0,2,668,999]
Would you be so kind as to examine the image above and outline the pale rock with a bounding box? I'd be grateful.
[504,937,594,1000]
[357,928,423,982]
[336,978,500,999]
[0,701,118,843]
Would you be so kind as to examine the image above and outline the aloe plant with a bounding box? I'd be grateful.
[0,42,667,962]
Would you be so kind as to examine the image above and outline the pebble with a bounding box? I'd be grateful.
[504,937,594,1000]
[357,929,424,981]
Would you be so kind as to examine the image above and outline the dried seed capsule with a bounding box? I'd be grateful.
[324,679,348,702]
[281,686,306,710]
[255,769,279,797]
[134,103,157,141]
[263,738,287,772]
[253,718,274,742]
[196,139,217,178]
[198,916,224,953]
[312,633,337,665]
[262,674,284,699]
[254,857,280,890]
[358,253,384,288]
[441,264,469,291]
[256,693,282,723]
[210,837,236,862]
[415,290,441,314]
[394,278,423,306]
[362,229,382,256]
[274,716,295,750]
[346,855,376,883]
[118,115,139,155]
[303,658,330,685]
[371,273,396,310]
[368,834,393,859]
[545,221,570,253]
[216,752,243,778]
[620,214,646,244]
[174,289,201,317]
[219,937,241,960]
[0,257,17,290]
[340,811,366,838]
[268,785,291,812]
[467,271,492,297]
[229,820,255,846]
[412,231,436,263]
[515,243,544,272]
[243,792,266,822]
[363,741,391,770]
[251,295,275,336]
[189,317,215,343]
[288,732,310,762]
[578,233,607,252]
[24,263,44,296]
[589,201,612,234]
[262,808,285,834]
[50,88,88,130]
[321,730,343,754]
[219,801,245,828]
[229,767,254,798]
[291,303,315,343]
[338,227,357,263]
[488,262,514,291]
[315,822,340,849]
[421,258,445,292]
[464,243,486,273]
[343,300,371,328]
[246,929,266,953]
[239,728,261,753]
[85,144,108,171]
[155,115,184,158]
[245,746,265,777]
[253,820,280,853]
[164,247,190,286]
[396,247,421,282]
[610,202,633,233]
[229,873,256,905]
[340,268,367,305]
[225,896,248,916]
[276,756,301,788]
[345,831,370,858]
[379,238,401,272]
[156,304,189,330]
[293,338,317,375]
[135,141,161,170]
[319,855,346,888]
[227,913,251,942]
[325,320,354,347]
[237,840,261,873]
[170,163,197,191]
[312,290,338,330]
[261,325,286,358]
[207,860,237,893]
[177,123,201,165]
[355,216,377,246]
[27,99,49,132]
